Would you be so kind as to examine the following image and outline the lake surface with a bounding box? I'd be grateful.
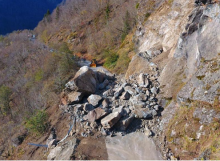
[0,0,63,35]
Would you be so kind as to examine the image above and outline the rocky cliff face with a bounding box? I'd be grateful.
[126,0,220,159]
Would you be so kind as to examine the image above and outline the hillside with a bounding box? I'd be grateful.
[0,0,220,160]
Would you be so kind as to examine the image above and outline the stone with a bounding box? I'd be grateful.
[98,79,109,90]
[83,103,94,112]
[102,98,110,108]
[88,94,102,107]
[133,101,146,108]
[67,92,84,104]
[124,86,136,95]
[137,73,149,87]
[114,86,124,98]
[84,107,109,122]
[116,115,134,131]
[101,112,122,129]
[150,87,158,95]
[65,66,97,95]
[133,108,153,119]
[120,91,131,100]
[47,137,78,160]
[103,89,114,97]
[73,104,83,113]
[145,126,153,137]
[137,93,148,101]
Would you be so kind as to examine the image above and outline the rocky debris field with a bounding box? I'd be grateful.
[45,65,174,160]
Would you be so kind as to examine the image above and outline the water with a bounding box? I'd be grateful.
[0,0,63,35]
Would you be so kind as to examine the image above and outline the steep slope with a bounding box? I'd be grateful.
[126,0,220,159]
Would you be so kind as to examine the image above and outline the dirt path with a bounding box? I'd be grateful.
[106,132,162,160]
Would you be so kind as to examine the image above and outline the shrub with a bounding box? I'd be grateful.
[34,69,44,82]
[105,3,110,20]
[25,110,48,134]
[135,3,140,9]
[103,50,119,69]
[121,11,131,41]
[0,85,12,116]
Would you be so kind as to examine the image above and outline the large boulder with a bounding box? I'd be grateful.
[84,107,109,122]
[65,66,97,95]
[47,137,78,160]
[87,94,103,107]
[67,92,84,104]
[101,112,122,129]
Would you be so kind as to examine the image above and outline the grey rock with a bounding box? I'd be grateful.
[67,92,84,104]
[133,108,153,119]
[124,86,136,95]
[120,91,131,100]
[84,107,109,122]
[133,101,146,108]
[88,94,102,107]
[116,115,135,131]
[47,137,78,160]
[102,98,110,108]
[103,88,114,97]
[114,86,124,98]
[99,79,109,90]
[101,112,122,129]
[65,66,97,95]
[150,87,158,95]
[83,103,94,112]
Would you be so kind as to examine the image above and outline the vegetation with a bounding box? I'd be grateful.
[0,85,12,116]
[103,50,119,69]
[25,110,48,134]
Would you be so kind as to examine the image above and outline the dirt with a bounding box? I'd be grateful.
[73,132,108,160]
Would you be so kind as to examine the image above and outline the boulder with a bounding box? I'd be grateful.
[133,108,153,119]
[150,87,158,95]
[98,79,109,90]
[65,66,97,95]
[114,86,124,98]
[101,112,122,129]
[124,86,136,95]
[103,89,114,97]
[67,92,84,104]
[137,73,149,87]
[102,98,110,108]
[83,103,94,112]
[87,94,102,107]
[116,115,134,131]
[120,91,131,100]
[47,137,78,160]
[84,107,109,122]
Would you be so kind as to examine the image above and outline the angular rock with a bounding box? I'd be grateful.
[83,103,94,112]
[47,137,78,160]
[67,92,84,104]
[98,79,109,90]
[102,98,110,108]
[116,115,134,131]
[137,73,149,87]
[65,66,97,95]
[101,112,122,129]
[88,94,102,107]
[103,88,114,97]
[133,108,153,119]
[84,107,109,122]
[120,91,131,100]
[114,86,124,98]
[150,87,158,95]
[133,101,146,108]
[124,86,136,95]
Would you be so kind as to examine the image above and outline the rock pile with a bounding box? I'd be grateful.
[60,66,161,137]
